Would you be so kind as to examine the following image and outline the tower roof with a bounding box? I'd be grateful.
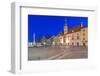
[81,22,83,27]
[64,18,67,26]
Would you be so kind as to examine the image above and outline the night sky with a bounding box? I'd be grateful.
[28,15,88,42]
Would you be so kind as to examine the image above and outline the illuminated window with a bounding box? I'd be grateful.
[83,33,85,36]
[72,35,74,40]
[77,34,79,39]
[72,37,74,40]
[77,36,79,39]
[77,42,79,46]
[83,29,85,32]
[72,43,74,45]
[83,38,85,40]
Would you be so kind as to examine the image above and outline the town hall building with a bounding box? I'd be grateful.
[52,19,88,47]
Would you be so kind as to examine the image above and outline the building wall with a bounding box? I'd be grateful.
[57,27,88,47]
[59,35,64,44]
[80,27,88,46]
[51,19,88,47]
[64,31,81,46]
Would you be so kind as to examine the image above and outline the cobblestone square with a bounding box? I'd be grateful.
[28,46,88,60]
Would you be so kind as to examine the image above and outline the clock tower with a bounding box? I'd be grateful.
[64,19,68,34]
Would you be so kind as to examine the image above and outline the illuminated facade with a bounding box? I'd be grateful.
[53,19,88,46]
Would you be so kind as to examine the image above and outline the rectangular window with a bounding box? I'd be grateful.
[77,36,79,39]
[72,37,74,40]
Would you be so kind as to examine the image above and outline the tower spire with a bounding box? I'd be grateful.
[81,22,83,28]
[64,18,67,26]
[64,18,68,34]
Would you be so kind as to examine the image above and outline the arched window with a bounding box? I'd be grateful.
[83,43,86,46]
[72,43,74,45]
[77,36,79,39]
[72,35,74,40]
[77,33,79,39]
[77,42,79,46]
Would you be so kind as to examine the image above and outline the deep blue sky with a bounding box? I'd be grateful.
[28,15,88,42]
